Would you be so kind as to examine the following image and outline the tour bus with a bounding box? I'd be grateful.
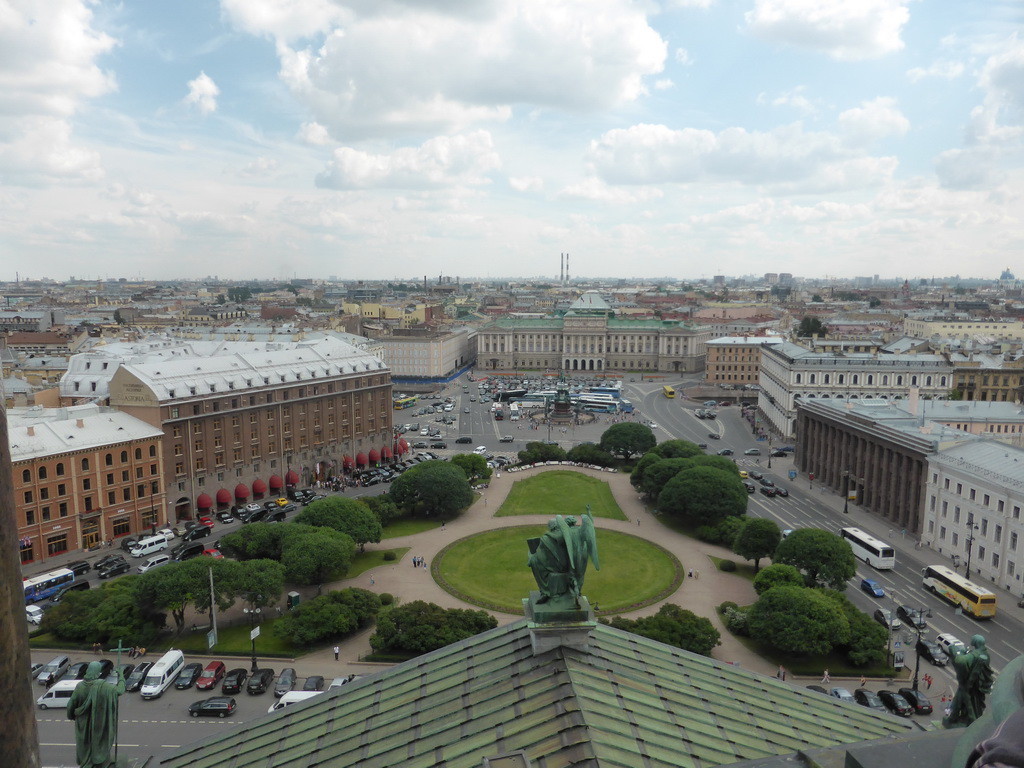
[24,568,75,604]
[839,527,896,570]
[393,395,418,410]
[662,385,675,399]
[922,565,997,619]
[141,649,186,699]
[618,399,635,414]
[509,403,521,421]
[584,385,621,399]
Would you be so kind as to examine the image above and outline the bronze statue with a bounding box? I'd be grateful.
[527,506,599,607]
[944,634,994,729]
[67,660,126,767]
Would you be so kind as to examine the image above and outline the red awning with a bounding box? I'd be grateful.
[356,452,368,466]
[234,484,250,499]
[368,449,381,463]
[215,489,232,506]
[268,475,283,489]
[252,479,267,495]
[285,470,299,485]
[196,493,213,510]
[382,446,393,459]
[399,438,409,454]
[343,455,354,469]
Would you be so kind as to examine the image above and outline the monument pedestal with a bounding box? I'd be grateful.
[524,591,596,655]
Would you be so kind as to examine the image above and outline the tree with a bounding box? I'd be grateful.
[773,528,856,590]
[747,585,850,656]
[638,458,693,500]
[658,466,747,527]
[822,590,888,667]
[369,600,497,655]
[294,496,383,552]
[600,423,656,460]
[360,494,403,526]
[566,443,616,466]
[388,460,474,518]
[112,309,126,325]
[647,440,705,460]
[797,316,826,336]
[517,441,567,464]
[752,563,805,595]
[450,453,491,481]
[630,451,663,490]
[732,518,781,574]
[219,523,290,560]
[609,604,720,656]
[280,527,356,584]
[273,588,381,648]
[216,293,226,304]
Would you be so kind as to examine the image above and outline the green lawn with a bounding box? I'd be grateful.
[382,518,442,538]
[175,618,297,657]
[436,526,681,614]
[495,471,627,520]
[347,547,410,577]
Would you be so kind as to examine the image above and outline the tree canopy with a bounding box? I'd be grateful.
[732,518,781,574]
[280,527,356,584]
[359,494,403,526]
[658,466,747,527]
[388,460,474,518]
[295,496,383,551]
[773,528,856,590]
[369,600,497,655]
[608,604,720,656]
[647,439,706,460]
[518,441,568,464]
[747,585,850,657]
[797,316,826,336]
[599,422,657,460]
[566,443,616,466]
[752,563,805,595]
[449,453,491,481]
[274,588,381,647]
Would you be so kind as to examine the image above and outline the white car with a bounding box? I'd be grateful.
[26,605,44,625]
[936,633,966,656]
[157,528,175,542]
[473,446,488,454]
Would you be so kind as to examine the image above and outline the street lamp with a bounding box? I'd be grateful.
[842,469,850,514]
[965,517,980,577]
[243,594,263,672]
[767,435,773,469]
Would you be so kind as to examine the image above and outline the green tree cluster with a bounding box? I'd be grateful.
[517,441,568,464]
[747,585,850,656]
[273,588,380,647]
[731,518,781,574]
[797,316,826,336]
[369,600,497,655]
[449,453,492,481]
[359,494,403,526]
[752,563,804,595]
[388,461,474,518]
[599,423,656,460]
[608,604,720,656]
[294,496,383,552]
[772,529,855,590]
[658,466,748,527]
[566,443,616,466]
[219,522,355,584]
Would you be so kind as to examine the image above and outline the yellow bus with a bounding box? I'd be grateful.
[393,395,418,410]
[662,385,675,398]
[922,565,996,619]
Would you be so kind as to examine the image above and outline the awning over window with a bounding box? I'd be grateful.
[215,489,232,506]
[368,449,381,463]
[285,470,299,485]
[398,439,409,454]
[382,446,393,459]
[356,452,368,466]
[196,493,213,510]
[234,484,250,499]
[252,479,268,495]
[269,475,283,490]
[343,456,354,469]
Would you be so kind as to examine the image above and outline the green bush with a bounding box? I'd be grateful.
[379,593,394,606]
[383,551,397,562]
[718,601,738,613]
[719,559,737,572]
[722,606,749,636]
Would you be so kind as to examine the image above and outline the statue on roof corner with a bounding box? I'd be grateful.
[527,505,600,608]
[944,634,994,729]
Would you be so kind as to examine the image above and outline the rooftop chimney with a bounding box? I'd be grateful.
[27,426,35,436]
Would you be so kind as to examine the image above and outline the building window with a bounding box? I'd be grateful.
[56,462,64,476]
[24,491,33,504]
[105,453,113,467]
[82,458,89,471]
[59,502,67,517]
[1012,532,1018,551]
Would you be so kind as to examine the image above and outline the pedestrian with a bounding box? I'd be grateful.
[688,568,694,578]
[333,645,340,661]
[860,675,867,688]
[821,669,830,684]
[370,575,375,586]
[637,518,640,526]
[695,570,700,580]
[93,642,101,655]
[412,556,417,567]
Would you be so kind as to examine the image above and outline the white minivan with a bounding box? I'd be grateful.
[267,690,321,713]
[130,535,168,558]
[140,649,185,699]
[36,679,82,709]
[138,554,171,573]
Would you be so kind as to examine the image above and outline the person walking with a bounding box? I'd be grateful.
[821,669,831,684]
[333,646,340,661]
[860,675,867,688]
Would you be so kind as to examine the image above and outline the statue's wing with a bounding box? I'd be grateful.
[555,515,576,571]
[582,513,599,571]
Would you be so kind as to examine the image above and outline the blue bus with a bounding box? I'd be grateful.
[24,568,75,604]
[618,399,635,413]
[585,385,621,399]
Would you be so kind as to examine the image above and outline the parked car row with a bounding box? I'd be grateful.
[807,685,932,718]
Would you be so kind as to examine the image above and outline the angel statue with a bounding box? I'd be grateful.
[527,505,600,608]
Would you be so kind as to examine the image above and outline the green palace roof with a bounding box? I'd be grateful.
[155,620,916,768]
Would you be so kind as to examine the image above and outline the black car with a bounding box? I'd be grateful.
[431,441,448,449]
[107,663,134,685]
[805,685,829,695]
[717,449,733,456]
[120,537,139,553]
[853,688,887,712]
[743,481,756,493]
[240,508,268,524]
[188,696,237,718]
[878,689,913,717]
[274,667,297,698]
[747,470,763,480]
[707,433,721,440]
[303,675,325,692]
[216,510,235,524]
[896,605,928,629]
[770,449,788,457]
[221,668,248,694]
[247,668,275,695]
[898,687,933,715]
[172,541,206,562]
[95,553,127,571]
[98,560,131,579]
[125,662,153,692]
[175,662,204,689]
[759,486,777,497]
[774,487,789,497]
[66,560,92,576]
[182,525,211,542]
[455,436,473,444]
[758,477,775,487]
[916,638,948,666]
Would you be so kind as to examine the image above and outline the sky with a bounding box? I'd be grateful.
[1,0,1023,283]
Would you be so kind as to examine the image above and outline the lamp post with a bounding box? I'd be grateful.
[842,469,850,514]
[767,435,773,469]
[243,594,263,673]
[965,517,980,576]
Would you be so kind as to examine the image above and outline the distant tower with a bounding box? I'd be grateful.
[560,253,564,283]
[566,253,570,284]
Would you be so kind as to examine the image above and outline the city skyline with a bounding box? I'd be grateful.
[2,1,1023,282]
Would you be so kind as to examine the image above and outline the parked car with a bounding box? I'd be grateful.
[854,688,887,712]
[898,687,933,715]
[877,689,913,717]
[274,668,297,698]
[246,668,275,695]
[743,448,761,456]
[774,487,790,497]
[896,605,928,629]
[216,510,234,524]
[303,675,325,692]
[758,477,775,487]
[431,441,448,449]
[747,470,763,480]
[873,608,901,631]
[65,560,92,576]
[500,435,514,443]
[181,525,211,542]
[94,553,127,571]
[805,685,828,695]
[455,436,473,444]
[770,449,788,457]
[916,638,949,666]
[107,663,134,685]
[175,663,204,690]
[743,481,756,493]
[26,605,45,625]
[830,687,855,703]
[98,560,131,579]
[860,578,885,598]
[202,548,225,558]
[188,696,237,718]
[195,661,226,690]
[221,668,248,695]
[124,662,153,692]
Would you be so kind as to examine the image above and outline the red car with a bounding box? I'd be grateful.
[202,548,224,559]
[197,516,215,529]
[195,661,226,691]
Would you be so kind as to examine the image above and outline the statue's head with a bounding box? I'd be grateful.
[971,634,986,650]
[565,516,577,526]
[547,519,559,531]
[84,661,104,681]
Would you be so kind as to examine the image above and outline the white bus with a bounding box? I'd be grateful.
[840,527,895,569]
[509,403,521,421]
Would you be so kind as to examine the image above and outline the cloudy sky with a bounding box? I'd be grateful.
[2,0,1022,283]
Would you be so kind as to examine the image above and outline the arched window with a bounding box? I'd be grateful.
[926,376,932,386]
[795,373,802,383]
[38,466,47,480]
[105,453,113,467]
[120,450,128,463]
[897,375,903,386]
[809,374,816,384]
[56,462,64,476]
[22,469,31,482]
[149,445,156,457]
[824,374,830,384]
[82,458,89,471]
[911,376,918,386]
[867,375,874,385]
[135,448,142,460]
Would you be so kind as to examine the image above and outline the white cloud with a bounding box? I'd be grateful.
[315,131,501,190]
[669,0,716,8]
[654,79,675,91]
[906,60,964,83]
[0,117,104,186]
[964,39,1024,146]
[509,176,544,192]
[237,157,279,177]
[224,0,666,139]
[560,178,664,203]
[745,0,910,61]
[586,121,895,191]
[762,85,817,114]
[838,97,910,144]
[185,72,220,115]
[675,47,693,65]
[934,147,1004,190]
[297,121,332,146]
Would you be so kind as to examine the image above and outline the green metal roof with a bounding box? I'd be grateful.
[155,621,916,768]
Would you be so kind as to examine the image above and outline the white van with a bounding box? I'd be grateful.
[138,554,171,573]
[130,535,168,558]
[140,649,185,699]
[36,679,82,709]
[267,690,321,713]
